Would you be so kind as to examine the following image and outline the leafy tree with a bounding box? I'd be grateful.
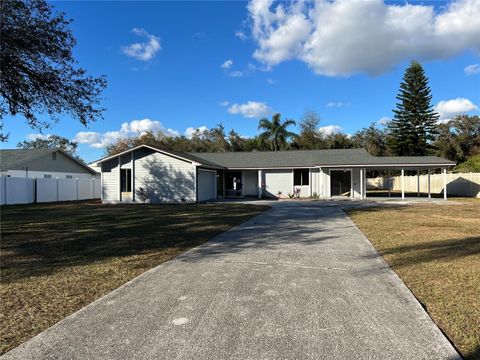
[388,61,438,156]
[258,113,296,151]
[351,123,388,156]
[0,0,107,140]
[434,115,480,162]
[17,135,78,157]
[433,123,461,161]
[294,111,323,149]
[322,133,353,149]
[204,124,229,152]
[228,130,247,152]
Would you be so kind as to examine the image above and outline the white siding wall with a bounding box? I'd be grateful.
[101,158,120,202]
[263,169,293,198]
[242,171,258,196]
[134,149,196,203]
[316,169,330,198]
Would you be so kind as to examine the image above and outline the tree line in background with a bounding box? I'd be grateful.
[100,61,479,165]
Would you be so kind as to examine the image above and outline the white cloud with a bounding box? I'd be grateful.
[326,101,349,108]
[74,132,102,145]
[185,126,209,139]
[247,0,480,76]
[219,101,230,107]
[464,64,480,75]
[122,28,161,61]
[228,70,245,78]
[227,101,273,118]
[435,97,478,121]
[74,119,179,149]
[221,59,234,69]
[318,125,343,136]
[266,78,277,85]
[26,133,51,141]
[235,30,248,41]
[377,116,392,126]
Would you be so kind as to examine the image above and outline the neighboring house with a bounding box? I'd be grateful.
[0,149,99,180]
[92,144,455,203]
[87,161,101,174]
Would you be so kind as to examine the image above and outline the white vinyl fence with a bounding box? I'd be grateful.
[367,172,480,198]
[0,176,101,205]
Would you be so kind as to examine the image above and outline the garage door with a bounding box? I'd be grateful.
[198,170,216,202]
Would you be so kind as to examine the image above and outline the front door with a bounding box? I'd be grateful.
[225,171,242,197]
[330,170,351,197]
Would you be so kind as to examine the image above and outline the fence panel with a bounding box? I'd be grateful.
[0,177,5,205]
[0,176,101,205]
[4,177,35,204]
[368,173,480,198]
[94,179,101,198]
[37,178,58,202]
[58,179,77,201]
[78,179,94,200]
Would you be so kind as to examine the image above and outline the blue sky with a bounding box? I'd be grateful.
[2,0,480,162]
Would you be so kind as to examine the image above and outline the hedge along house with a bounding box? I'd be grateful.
[93,144,455,203]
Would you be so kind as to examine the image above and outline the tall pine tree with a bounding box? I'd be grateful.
[388,61,439,156]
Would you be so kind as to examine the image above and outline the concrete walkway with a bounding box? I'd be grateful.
[3,202,460,360]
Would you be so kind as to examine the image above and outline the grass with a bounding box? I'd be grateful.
[0,201,269,355]
[346,199,480,360]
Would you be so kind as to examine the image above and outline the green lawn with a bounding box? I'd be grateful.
[346,199,480,360]
[0,201,269,354]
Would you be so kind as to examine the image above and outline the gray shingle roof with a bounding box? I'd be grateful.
[0,149,54,171]
[92,145,455,169]
[189,149,455,168]
[0,149,96,174]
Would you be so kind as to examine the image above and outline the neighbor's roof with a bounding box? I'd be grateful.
[92,144,455,169]
[0,149,97,174]
[190,149,455,168]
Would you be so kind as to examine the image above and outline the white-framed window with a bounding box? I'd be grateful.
[44,174,52,179]
[66,175,73,179]
[293,169,309,186]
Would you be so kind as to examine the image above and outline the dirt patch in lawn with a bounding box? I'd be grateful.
[346,200,480,360]
[0,202,269,354]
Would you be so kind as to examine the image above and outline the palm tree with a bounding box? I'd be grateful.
[258,113,297,151]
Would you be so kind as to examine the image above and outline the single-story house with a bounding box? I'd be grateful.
[0,149,99,180]
[92,144,455,203]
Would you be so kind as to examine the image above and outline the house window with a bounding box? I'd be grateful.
[294,169,309,186]
[52,152,57,160]
[66,175,73,179]
[120,169,132,192]
[44,174,52,179]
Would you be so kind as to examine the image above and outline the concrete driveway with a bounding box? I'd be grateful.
[3,202,460,360]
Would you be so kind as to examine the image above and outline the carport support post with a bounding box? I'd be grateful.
[257,170,262,199]
[427,170,431,198]
[387,170,391,197]
[401,169,405,199]
[360,168,364,199]
[443,168,447,200]
[417,170,420,197]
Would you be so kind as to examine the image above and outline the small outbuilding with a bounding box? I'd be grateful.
[92,144,455,203]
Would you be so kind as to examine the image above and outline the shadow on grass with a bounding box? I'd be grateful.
[0,202,269,282]
[1,201,353,281]
[466,345,480,360]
